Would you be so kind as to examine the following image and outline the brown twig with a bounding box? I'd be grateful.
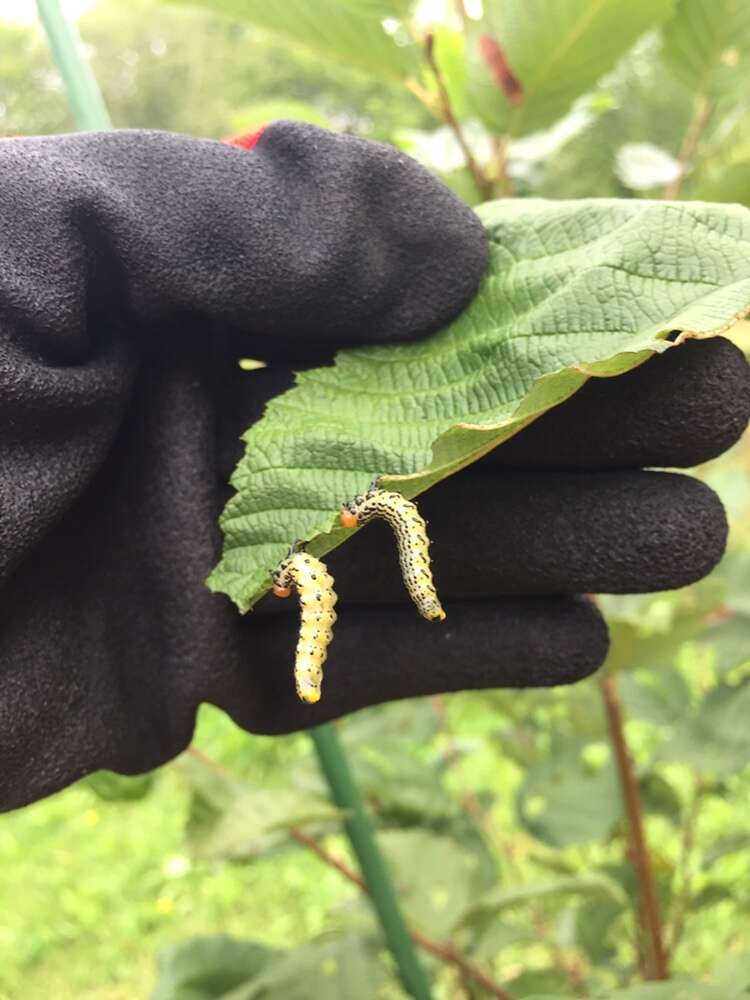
[599,674,669,981]
[662,96,716,200]
[289,827,514,999]
[186,744,229,773]
[423,32,494,200]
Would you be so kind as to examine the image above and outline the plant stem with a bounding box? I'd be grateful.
[423,32,494,200]
[598,674,669,981]
[662,96,715,200]
[36,0,112,130]
[490,136,514,198]
[289,826,515,1000]
[310,723,433,1000]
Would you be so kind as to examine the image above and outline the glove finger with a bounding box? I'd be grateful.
[487,337,750,470]
[2,124,486,366]
[211,596,609,735]
[317,469,727,603]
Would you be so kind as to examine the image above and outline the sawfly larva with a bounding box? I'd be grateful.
[340,482,446,622]
[272,546,337,704]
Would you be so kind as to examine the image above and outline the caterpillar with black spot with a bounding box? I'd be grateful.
[271,546,337,704]
[340,482,446,622]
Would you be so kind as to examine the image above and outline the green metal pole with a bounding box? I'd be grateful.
[36,0,112,130]
[310,724,432,999]
[38,6,432,996]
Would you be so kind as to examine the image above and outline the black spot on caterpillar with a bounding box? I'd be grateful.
[272,547,337,704]
[340,483,446,622]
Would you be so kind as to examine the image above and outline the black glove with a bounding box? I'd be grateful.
[0,121,747,813]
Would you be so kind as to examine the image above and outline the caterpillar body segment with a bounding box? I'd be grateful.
[340,486,446,622]
[272,550,337,704]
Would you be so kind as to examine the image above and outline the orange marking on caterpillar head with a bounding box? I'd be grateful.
[272,584,292,598]
[339,510,358,529]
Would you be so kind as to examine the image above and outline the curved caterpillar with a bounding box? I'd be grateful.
[340,483,446,622]
[272,547,337,704]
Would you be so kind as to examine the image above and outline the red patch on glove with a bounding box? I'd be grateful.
[224,127,266,151]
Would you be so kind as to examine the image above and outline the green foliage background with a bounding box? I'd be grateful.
[0,1,749,998]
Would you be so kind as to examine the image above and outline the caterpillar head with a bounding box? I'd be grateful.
[339,498,362,529]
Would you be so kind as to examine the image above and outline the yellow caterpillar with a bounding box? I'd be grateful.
[271,547,337,704]
[340,484,446,622]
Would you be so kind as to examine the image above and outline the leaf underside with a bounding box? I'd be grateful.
[209,198,750,613]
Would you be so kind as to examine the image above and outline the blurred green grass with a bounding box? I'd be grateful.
[0,708,354,1000]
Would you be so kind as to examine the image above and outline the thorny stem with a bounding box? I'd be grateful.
[289,827,515,1000]
[598,674,669,981]
[666,776,703,960]
[186,747,514,1000]
[662,96,716,200]
[423,32,494,201]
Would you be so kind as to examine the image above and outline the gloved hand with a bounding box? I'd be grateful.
[0,122,747,812]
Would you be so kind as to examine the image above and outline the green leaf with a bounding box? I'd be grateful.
[702,612,750,675]
[600,580,726,674]
[659,678,750,775]
[82,769,156,802]
[575,896,626,963]
[224,933,388,1000]
[503,969,571,997]
[638,769,684,821]
[341,699,440,747]
[466,0,675,137]
[619,668,692,726]
[460,872,626,926]
[180,755,341,861]
[209,198,750,613]
[721,550,750,614]
[605,980,747,1000]
[379,829,487,938]
[152,936,279,1000]
[661,0,750,99]
[164,0,418,82]
[702,833,749,867]
[517,740,621,847]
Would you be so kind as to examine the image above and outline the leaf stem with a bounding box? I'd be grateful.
[423,32,494,200]
[662,96,715,200]
[288,826,515,1000]
[598,674,669,981]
